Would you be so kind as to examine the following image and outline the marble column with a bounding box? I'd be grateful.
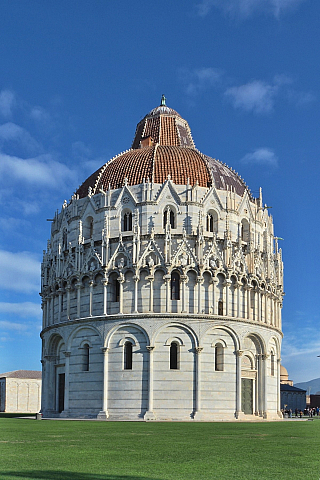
[235,350,243,418]
[147,276,154,312]
[246,285,251,320]
[224,279,232,316]
[193,347,203,418]
[66,286,71,320]
[89,280,94,317]
[144,346,156,421]
[211,276,218,315]
[236,283,241,318]
[164,274,171,313]
[197,276,204,314]
[76,283,82,318]
[277,358,282,417]
[118,276,125,314]
[262,353,269,418]
[102,278,108,315]
[61,351,71,416]
[181,275,187,313]
[98,347,109,420]
[133,275,139,313]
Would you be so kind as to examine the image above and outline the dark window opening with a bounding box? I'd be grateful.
[83,344,90,371]
[123,212,132,231]
[171,272,180,300]
[112,278,120,302]
[218,300,223,316]
[163,208,175,229]
[124,341,133,370]
[215,343,224,371]
[170,342,178,370]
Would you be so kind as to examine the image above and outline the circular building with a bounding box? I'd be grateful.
[40,97,284,421]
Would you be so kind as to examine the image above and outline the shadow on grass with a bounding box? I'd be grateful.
[0,473,161,480]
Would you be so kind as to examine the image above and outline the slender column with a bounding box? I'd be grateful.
[277,358,282,416]
[102,278,108,315]
[61,351,71,416]
[45,296,50,326]
[279,303,282,330]
[236,283,241,318]
[98,347,109,419]
[118,276,125,314]
[89,280,94,317]
[181,275,187,313]
[262,353,269,418]
[66,286,71,320]
[148,277,154,312]
[144,346,156,420]
[235,350,243,418]
[133,275,139,313]
[246,286,251,320]
[164,275,171,313]
[76,283,82,318]
[257,288,261,322]
[256,354,262,416]
[197,276,203,314]
[194,347,203,417]
[58,291,62,323]
[224,279,231,316]
[51,294,54,324]
[212,277,217,315]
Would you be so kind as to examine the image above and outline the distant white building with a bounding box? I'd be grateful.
[40,97,284,421]
[0,370,42,413]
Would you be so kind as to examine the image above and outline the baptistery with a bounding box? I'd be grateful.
[40,96,283,420]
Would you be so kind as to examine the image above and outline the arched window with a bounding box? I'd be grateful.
[171,271,180,300]
[84,216,94,240]
[123,211,132,231]
[110,274,120,302]
[206,211,218,233]
[124,341,133,370]
[62,228,68,251]
[218,300,223,316]
[83,344,90,372]
[163,207,175,229]
[215,343,224,371]
[271,353,275,376]
[241,219,250,242]
[170,342,179,370]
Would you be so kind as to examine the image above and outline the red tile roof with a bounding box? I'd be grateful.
[0,370,42,379]
[76,103,252,199]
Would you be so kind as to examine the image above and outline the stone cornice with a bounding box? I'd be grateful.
[40,312,283,338]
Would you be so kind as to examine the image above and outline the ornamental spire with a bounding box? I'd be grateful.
[161,94,166,106]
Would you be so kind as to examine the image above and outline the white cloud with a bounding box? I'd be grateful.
[196,0,305,19]
[0,250,40,293]
[241,148,278,166]
[0,89,16,118]
[0,122,41,154]
[0,302,41,318]
[180,67,223,96]
[225,80,278,113]
[0,152,77,189]
[287,90,317,107]
[30,106,51,123]
[0,320,31,333]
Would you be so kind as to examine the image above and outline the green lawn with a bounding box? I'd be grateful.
[1,418,320,480]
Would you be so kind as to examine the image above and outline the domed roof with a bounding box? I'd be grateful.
[76,97,252,199]
[280,365,289,379]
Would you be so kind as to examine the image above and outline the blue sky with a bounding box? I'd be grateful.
[0,0,319,383]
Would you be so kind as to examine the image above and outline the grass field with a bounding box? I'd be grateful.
[1,417,320,480]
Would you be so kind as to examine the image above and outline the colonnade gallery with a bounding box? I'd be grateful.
[40,97,283,421]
